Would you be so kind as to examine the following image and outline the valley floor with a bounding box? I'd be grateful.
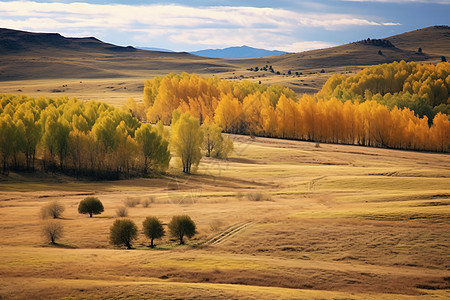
[0,135,449,299]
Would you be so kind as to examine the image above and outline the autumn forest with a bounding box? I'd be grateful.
[132,61,449,152]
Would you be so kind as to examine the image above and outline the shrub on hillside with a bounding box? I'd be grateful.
[40,200,65,219]
[116,206,128,217]
[246,192,272,202]
[42,220,64,244]
[123,198,140,207]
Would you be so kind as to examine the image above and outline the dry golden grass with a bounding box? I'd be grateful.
[0,134,449,299]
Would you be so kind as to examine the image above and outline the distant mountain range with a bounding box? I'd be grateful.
[137,45,288,59]
[189,46,287,59]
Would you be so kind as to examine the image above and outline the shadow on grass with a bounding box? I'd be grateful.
[134,242,192,251]
[40,242,78,249]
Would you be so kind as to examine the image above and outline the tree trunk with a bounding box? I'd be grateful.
[89,212,93,218]
[151,238,154,248]
[179,234,184,245]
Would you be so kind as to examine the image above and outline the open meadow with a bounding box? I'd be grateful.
[0,134,449,299]
[0,24,449,300]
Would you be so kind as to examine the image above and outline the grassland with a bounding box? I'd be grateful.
[0,134,449,299]
[0,24,449,300]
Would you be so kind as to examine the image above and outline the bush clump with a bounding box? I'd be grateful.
[40,200,65,219]
[116,206,128,217]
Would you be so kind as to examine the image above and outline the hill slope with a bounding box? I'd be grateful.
[0,26,448,94]
[0,28,236,80]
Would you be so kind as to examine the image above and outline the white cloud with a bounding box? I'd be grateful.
[343,0,449,3]
[276,41,337,53]
[0,1,401,51]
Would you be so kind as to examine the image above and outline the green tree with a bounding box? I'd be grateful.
[78,197,104,218]
[42,115,70,169]
[168,215,197,245]
[142,216,165,248]
[135,123,170,174]
[201,123,233,158]
[170,113,203,174]
[0,115,15,173]
[19,109,41,170]
[110,219,138,249]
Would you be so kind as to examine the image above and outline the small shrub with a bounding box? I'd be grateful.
[315,142,321,148]
[123,198,140,207]
[246,192,272,202]
[78,197,104,218]
[40,200,65,219]
[141,196,155,208]
[235,191,245,199]
[42,220,64,244]
[110,219,138,249]
[116,206,128,217]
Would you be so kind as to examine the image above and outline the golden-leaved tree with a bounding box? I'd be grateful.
[170,112,203,174]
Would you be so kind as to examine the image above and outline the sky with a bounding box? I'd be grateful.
[0,0,449,52]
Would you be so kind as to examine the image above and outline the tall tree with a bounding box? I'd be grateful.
[135,123,170,174]
[171,112,203,174]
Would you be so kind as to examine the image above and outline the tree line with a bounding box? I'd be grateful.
[128,62,449,152]
[0,94,233,177]
[0,95,170,178]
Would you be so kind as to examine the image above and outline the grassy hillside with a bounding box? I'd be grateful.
[0,135,449,299]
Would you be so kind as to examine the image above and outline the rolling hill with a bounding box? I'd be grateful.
[0,26,448,96]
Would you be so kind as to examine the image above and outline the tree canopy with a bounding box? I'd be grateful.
[110,219,138,249]
[78,197,104,218]
[168,215,197,245]
[170,112,203,173]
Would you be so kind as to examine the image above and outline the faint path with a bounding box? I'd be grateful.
[204,222,255,246]
[309,176,326,191]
